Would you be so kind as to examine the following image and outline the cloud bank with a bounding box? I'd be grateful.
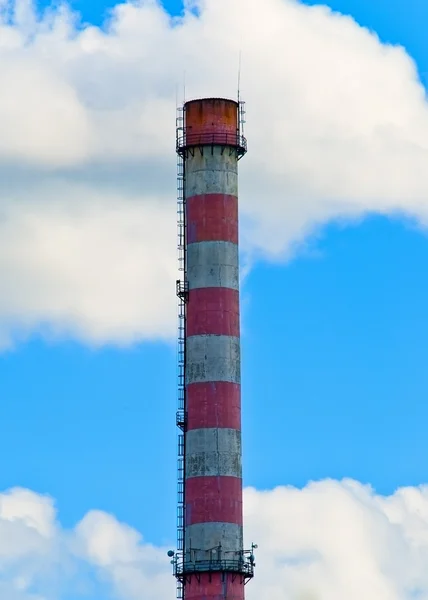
[2,480,428,599]
[1,0,428,347]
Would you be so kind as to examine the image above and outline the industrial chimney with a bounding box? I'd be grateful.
[170,97,256,600]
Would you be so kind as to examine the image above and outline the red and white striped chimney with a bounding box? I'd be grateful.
[172,98,255,600]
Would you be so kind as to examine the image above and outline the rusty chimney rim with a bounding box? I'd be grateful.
[183,97,239,107]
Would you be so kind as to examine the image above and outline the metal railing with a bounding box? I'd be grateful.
[176,131,247,156]
[173,556,255,579]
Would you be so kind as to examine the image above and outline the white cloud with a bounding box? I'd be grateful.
[1,0,428,346]
[0,485,175,600]
[75,510,172,600]
[245,479,428,600]
[0,185,176,348]
[2,480,428,599]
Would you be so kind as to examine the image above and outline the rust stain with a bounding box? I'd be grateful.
[185,98,239,137]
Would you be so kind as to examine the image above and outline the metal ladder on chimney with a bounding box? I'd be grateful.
[176,106,187,599]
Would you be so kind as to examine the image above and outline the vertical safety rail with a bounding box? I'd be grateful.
[238,100,246,160]
[175,105,188,600]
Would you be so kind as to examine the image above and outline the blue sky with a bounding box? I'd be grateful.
[3,0,428,562]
